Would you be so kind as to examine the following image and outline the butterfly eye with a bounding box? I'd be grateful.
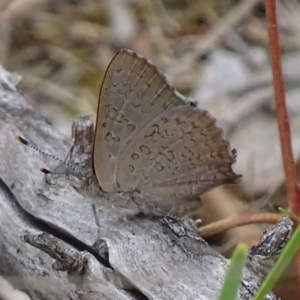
[86,183,99,197]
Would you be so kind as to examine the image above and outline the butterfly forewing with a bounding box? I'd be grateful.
[93,49,187,192]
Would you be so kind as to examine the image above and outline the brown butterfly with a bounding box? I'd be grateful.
[18,49,241,216]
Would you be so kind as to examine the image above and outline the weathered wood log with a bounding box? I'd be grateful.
[0,64,289,300]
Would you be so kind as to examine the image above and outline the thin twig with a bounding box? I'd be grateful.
[199,213,280,238]
[264,0,300,213]
[264,0,300,295]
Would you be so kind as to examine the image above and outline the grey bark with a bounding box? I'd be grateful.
[0,65,288,300]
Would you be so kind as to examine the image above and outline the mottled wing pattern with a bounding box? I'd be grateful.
[116,106,239,209]
[93,49,187,192]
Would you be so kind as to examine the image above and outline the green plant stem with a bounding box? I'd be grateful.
[217,243,247,300]
[253,221,300,300]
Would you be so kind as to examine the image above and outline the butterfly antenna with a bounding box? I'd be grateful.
[40,168,66,176]
[15,135,86,178]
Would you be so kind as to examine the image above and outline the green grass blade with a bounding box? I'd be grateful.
[218,243,248,300]
[253,221,300,300]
